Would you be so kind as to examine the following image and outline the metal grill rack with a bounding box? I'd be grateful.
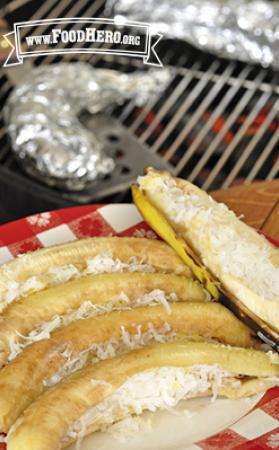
[0,0,278,219]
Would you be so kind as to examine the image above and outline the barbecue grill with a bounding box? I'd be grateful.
[0,0,278,224]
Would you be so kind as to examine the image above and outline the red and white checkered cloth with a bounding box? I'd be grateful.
[0,204,278,450]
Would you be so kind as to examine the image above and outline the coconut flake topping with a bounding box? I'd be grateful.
[4,252,155,306]
[139,175,279,302]
[67,365,239,445]
[86,252,155,275]
[44,323,175,387]
[8,289,176,361]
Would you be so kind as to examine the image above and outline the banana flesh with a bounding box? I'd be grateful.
[0,237,191,311]
[134,168,279,345]
[132,185,219,299]
[0,272,206,367]
[7,341,279,450]
[0,302,255,432]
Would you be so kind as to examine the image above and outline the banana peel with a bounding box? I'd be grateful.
[132,185,219,299]
[132,169,279,350]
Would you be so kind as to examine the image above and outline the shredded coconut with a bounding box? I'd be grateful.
[133,289,176,314]
[21,276,45,293]
[85,252,155,275]
[7,337,25,362]
[57,302,113,329]
[44,323,175,387]
[5,277,45,304]
[5,281,20,304]
[7,317,62,361]
[47,264,80,284]
[4,252,156,306]
[66,365,240,444]
[8,290,175,361]
[139,175,279,302]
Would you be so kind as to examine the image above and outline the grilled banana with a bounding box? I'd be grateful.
[0,302,255,432]
[132,184,219,299]
[0,237,191,311]
[134,168,279,343]
[7,342,278,450]
[0,272,206,367]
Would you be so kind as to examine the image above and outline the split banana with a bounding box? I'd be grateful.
[132,185,219,299]
[133,168,279,344]
[0,272,206,367]
[0,237,191,311]
[7,341,278,450]
[0,302,255,432]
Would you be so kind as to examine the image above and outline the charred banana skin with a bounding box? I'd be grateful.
[134,168,279,345]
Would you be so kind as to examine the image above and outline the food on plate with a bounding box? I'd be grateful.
[6,341,279,450]
[1,173,279,450]
[0,272,207,367]
[133,168,279,343]
[0,237,192,311]
[132,184,219,300]
[0,302,255,432]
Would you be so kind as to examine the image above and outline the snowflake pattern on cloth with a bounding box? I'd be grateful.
[26,212,51,227]
[267,432,279,449]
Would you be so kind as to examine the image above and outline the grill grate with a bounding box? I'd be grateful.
[0,0,278,204]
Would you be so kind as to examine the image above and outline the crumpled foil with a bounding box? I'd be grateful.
[107,0,279,69]
[5,63,171,191]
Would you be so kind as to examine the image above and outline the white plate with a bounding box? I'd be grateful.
[68,395,261,450]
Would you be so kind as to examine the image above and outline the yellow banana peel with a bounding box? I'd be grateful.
[132,185,219,299]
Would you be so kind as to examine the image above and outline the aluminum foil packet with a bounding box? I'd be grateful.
[5,63,171,191]
[107,0,279,69]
